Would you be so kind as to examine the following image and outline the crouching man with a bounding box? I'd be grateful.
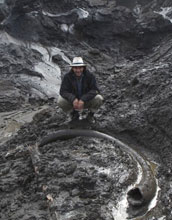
[57,57,103,122]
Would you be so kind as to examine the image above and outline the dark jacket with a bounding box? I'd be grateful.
[60,69,100,103]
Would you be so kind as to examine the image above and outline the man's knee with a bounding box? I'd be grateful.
[85,94,103,111]
[57,95,65,107]
[57,95,72,112]
[94,94,104,105]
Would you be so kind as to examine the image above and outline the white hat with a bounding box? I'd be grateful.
[70,57,86,67]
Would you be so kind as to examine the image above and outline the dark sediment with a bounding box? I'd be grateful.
[1,0,172,219]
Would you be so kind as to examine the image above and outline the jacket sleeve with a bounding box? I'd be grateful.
[80,74,100,102]
[60,75,76,103]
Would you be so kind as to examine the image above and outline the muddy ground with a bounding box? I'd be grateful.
[1,0,172,220]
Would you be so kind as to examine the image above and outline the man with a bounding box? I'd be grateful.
[58,57,103,122]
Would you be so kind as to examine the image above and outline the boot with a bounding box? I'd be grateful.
[87,111,96,123]
[70,110,79,121]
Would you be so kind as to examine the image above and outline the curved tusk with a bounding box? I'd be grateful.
[38,129,157,208]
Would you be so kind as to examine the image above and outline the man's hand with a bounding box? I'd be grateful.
[73,99,84,110]
[73,98,79,109]
[77,100,84,110]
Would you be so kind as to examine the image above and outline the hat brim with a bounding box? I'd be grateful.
[70,63,86,67]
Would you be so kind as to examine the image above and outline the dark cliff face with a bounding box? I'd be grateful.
[1,0,172,219]
[2,0,172,58]
[2,1,172,46]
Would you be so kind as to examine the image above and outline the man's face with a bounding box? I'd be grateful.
[72,66,84,77]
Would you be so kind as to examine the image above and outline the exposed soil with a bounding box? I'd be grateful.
[1,0,172,220]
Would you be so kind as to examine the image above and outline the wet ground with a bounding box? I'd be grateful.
[0,108,137,220]
[1,0,172,219]
[0,106,166,220]
[0,105,49,144]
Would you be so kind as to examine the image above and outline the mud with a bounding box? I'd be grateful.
[0,108,161,220]
[1,114,137,219]
[0,105,49,144]
[1,0,172,220]
[38,129,157,210]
